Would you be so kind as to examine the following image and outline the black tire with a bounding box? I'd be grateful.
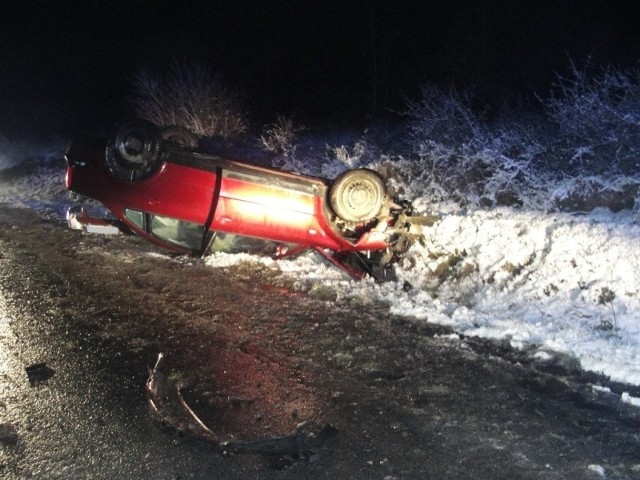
[105,119,163,182]
[161,125,199,149]
[329,169,386,223]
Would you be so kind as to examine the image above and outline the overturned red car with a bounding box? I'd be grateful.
[65,120,426,278]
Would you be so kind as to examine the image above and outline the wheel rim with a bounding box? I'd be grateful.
[329,169,385,223]
[343,178,380,218]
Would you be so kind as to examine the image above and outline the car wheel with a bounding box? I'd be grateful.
[161,126,199,149]
[106,119,163,182]
[329,168,386,223]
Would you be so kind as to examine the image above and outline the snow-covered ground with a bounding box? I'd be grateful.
[204,207,640,389]
[2,145,640,395]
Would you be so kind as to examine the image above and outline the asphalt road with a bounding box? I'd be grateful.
[0,205,638,479]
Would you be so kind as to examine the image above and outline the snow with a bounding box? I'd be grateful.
[387,208,640,385]
[621,392,640,407]
[2,145,640,391]
[588,465,606,477]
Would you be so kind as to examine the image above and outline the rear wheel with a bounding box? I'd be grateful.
[106,119,163,182]
[329,169,386,223]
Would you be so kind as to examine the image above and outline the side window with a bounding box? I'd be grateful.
[149,214,205,250]
[209,232,280,255]
[125,209,145,229]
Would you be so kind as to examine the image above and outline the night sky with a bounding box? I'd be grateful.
[1,1,639,136]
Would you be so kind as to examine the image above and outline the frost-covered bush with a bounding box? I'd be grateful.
[319,129,387,179]
[331,141,367,168]
[405,86,550,208]
[544,63,640,175]
[260,115,304,156]
[547,175,640,213]
[405,66,640,213]
[131,61,247,139]
[405,86,487,152]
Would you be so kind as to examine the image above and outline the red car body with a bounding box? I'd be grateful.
[65,121,420,276]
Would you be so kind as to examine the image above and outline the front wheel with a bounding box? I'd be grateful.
[328,169,386,223]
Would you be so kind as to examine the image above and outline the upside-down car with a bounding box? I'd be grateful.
[65,120,427,278]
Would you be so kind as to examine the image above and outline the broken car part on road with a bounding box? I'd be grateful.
[145,354,337,464]
[65,119,430,278]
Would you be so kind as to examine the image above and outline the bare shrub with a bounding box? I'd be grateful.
[260,115,304,155]
[131,61,247,139]
[544,61,640,175]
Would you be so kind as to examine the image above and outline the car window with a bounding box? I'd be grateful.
[125,209,145,229]
[209,232,280,255]
[149,214,205,250]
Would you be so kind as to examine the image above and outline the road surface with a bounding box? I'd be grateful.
[0,205,638,479]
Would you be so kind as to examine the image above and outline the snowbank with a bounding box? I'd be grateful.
[387,207,640,385]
